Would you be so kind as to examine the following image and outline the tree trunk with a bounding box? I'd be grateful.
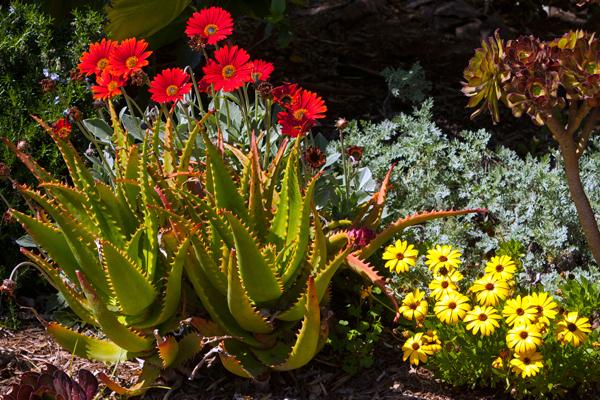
[559,139,600,266]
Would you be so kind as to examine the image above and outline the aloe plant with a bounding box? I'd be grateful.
[4,101,482,393]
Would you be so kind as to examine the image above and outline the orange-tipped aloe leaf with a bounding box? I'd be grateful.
[360,208,487,260]
[0,137,53,181]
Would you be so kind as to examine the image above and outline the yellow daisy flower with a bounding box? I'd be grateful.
[556,311,592,347]
[492,356,504,369]
[484,255,517,280]
[422,330,442,353]
[470,274,509,306]
[399,289,428,321]
[510,350,544,378]
[382,240,419,273]
[434,291,471,325]
[503,295,537,327]
[429,275,458,300]
[425,244,462,274]
[464,305,502,336]
[526,292,558,325]
[506,324,542,354]
[402,333,432,365]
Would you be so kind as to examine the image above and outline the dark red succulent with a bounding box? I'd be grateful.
[3,364,98,400]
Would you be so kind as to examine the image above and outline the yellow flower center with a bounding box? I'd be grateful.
[222,65,236,79]
[204,24,218,36]
[166,84,179,96]
[485,283,494,291]
[567,322,578,332]
[412,342,420,350]
[293,108,308,120]
[396,252,405,260]
[478,313,488,321]
[448,301,457,310]
[97,58,109,70]
[107,81,119,91]
[126,56,139,69]
[519,331,529,339]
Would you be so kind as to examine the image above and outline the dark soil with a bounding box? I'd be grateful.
[0,322,501,400]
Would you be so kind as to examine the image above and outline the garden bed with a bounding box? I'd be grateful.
[0,322,500,400]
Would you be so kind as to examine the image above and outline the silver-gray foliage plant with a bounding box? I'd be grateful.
[330,100,599,285]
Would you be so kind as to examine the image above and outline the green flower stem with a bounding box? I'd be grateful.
[185,65,204,116]
[76,121,115,184]
[338,128,351,203]
[263,99,273,169]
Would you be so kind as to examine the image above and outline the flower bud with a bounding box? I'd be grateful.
[16,140,29,152]
[335,117,348,131]
[40,78,57,93]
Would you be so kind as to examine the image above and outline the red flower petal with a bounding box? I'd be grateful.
[149,68,193,104]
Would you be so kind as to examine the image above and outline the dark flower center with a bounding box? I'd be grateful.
[516,308,524,316]
[495,265,504,272]
[222,65,236,79]
[441,281,449,289]
[438,266,449,276]
[478,313,488,321]
[567,323,578,332]
[396,253,405,260]
[448,301,457,310]
[523,357,531,365]
[412,342,420,350]
[204,24,218,36]
[166,85,179,96]
[519,331,529,339]
[485,283,494,290]
[439,256,448,262]
[126,56,139,69]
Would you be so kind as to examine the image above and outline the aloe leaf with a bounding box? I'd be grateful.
[47,322,129,363]
[277,245,352,322]
[308,205,328,272]
[11,210,80,284]
[227,250,274,334]
[359,208,485,260]
[202,133,249,221]
[172,332,203,367]
[184,252,262,348]
[260,277,321,371]
[139,138,159,280]
[38,183,94,229]
[97,358,162,396]
[1,136,53,181]
[175,122,201,187]
[190,236,227,295]
[281,171,321,286]
[101,240,157,316]
[264,138,289,211]
[17,190,110,299]
[225,212,282,303]
[134,237,190,329]
[248,137,268,236]
[219,340,270,379]
[76,271,154,353]
[157,335,179,368]
[268,141,301,249]
[20,249,96,325]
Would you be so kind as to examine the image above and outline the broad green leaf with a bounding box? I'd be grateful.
[47,322,129,363]
[101,240,157,316]
[226,212,282,303]
[227,250,274,334]
[219,341,270,379]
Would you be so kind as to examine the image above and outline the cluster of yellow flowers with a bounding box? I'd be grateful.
[384,240,593,377]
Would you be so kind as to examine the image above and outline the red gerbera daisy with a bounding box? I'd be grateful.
[288,89,327,121]
[250,60,274,82]
[109,38,152,77]
[185,6,234,45]
[92,70,126,100]
[52,118,72,140]
[272,83,300,106]
[149,68,193,104]
[278,111,316,137]
[78,38,117,76]
[202,45,253,92]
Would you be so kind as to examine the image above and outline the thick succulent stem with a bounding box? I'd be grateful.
[547,113,600,266]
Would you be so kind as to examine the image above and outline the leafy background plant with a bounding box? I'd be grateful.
[0,1,104,283]
[334,101,599,283]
